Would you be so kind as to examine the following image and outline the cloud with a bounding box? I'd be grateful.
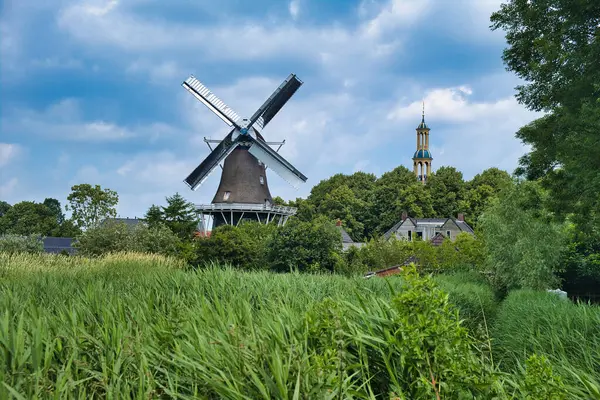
[2,99,181,142]
[289,0,300,19]
[0,143,22,167]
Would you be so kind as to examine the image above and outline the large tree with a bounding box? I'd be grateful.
[491,0,600,285]
[0,201,58,236]
[0,201,11,216]
[425,166,466,218]
[161,193,198,239]
[66,184,119,230]
[43,198,65,225]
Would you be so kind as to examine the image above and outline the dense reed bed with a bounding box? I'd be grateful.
[1,252,599,399]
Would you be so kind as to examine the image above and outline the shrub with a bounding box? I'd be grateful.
[73,221,184,259]
[0,234,44,254]
[267,216,342,272]
[194,221,275,270]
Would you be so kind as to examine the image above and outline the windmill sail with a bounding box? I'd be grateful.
[247,136,307,189]
[249,74,303,131]
[182,76,242,128]
[184,130,239,190]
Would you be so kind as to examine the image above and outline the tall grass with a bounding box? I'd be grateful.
[492,289,600,398]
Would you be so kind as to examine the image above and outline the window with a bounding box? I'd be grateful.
[223,191,231,201]
[259,176,264,185]
[407,230,412,241]
[446,230,451,238]
[416,231,423,239]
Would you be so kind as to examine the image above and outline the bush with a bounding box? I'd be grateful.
[0,234,44,254]
[267,216,342,273]
[74,221,184,259]
[194,221,275,270]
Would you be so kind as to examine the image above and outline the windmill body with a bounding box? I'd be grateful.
[181,73,307,230]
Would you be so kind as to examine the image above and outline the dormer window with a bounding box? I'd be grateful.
[223,191,231,201]
[259,176,264,185]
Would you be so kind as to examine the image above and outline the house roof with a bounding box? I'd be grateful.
[43,237,76,254]
[384,215,474,239]
[337,226,354,244]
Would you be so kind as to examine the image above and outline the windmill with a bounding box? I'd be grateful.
[181,73,308,231]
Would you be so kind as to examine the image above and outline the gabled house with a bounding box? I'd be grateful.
[384,211,474,245]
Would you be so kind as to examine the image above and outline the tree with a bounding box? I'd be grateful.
[267,216,343,273]
[161,193,198,239]
[43,198,65,225]
[490,0,600,112]
[144,204,164,228]
[66,184,118,230]
[0,201,58,236]
[426,166,466,218]
[0,201,11,216]
[318,185,366,240]
[478,181,567,293]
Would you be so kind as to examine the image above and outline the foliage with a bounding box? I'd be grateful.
[267,216,343,273]
[491,0,600,289]
[42,198,64,225]
[194,222,276,270]
[0,201,58,236]
[144,193,198,240]
[0,200,10,216]
[490,0,600,112]
[426,166,466,219]
[0,234,44,254]
[73,220,183,259]
[66,184,119,230]
[478,180,567,293]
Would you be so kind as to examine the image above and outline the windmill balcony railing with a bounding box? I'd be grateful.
[195,203,298,215]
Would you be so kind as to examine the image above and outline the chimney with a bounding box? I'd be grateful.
[401,211,408,221]
[336,219,342,227]
[457,213,464,222]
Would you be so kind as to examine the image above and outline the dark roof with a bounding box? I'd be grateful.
[337,226,354,243]
[43,237,76,254]
[417,116,429,130]
[102,217,144,227]
[455,220,474,234]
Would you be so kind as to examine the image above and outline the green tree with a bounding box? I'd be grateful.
[66,184,119,230]
[0,201,11,216]
[53,219,82,238]
[318,185,366,240]
[43,198,65,225]
[267,216,343,273]
[272,196,287,206]
[462,169,511,227]
[144,204,164,228]
[161,193,198,240]
[490,0,600,112]
[478,180,567,293]
[0,201,58,236]
[426,166,466,218]
[195,222,276,270]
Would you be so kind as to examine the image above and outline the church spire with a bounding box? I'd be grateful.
[412,100,432,184]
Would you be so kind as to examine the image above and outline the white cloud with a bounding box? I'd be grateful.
[2,99,181,142]
[0,143,22,167]
[289,0,300,19]
[362,0,431,38]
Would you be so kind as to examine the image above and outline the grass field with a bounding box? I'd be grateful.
[1,252,599,399]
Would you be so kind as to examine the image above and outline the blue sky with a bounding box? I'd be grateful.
[0,0,540,218]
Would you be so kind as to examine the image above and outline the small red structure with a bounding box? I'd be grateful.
[194,231,212,238]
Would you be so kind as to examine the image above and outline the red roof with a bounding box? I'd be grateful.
[194,231,212,238]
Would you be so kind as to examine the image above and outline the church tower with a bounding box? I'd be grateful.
[412,102,433,183]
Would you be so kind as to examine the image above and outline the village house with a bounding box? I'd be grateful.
[384,211,474,245]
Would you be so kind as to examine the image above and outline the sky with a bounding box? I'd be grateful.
[0,0,540,219]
